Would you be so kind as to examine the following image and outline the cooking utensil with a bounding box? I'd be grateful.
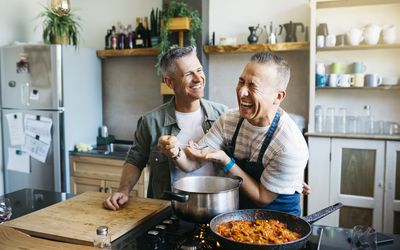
[164,176,242,224]
[180,143,208,150]
[209,202,343,250]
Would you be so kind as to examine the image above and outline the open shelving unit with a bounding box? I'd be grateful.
[203,42,309,54]
[96,48,159,59]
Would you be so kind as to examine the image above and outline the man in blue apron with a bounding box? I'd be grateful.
[158,52,309,216]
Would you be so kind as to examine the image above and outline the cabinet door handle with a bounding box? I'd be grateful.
[378,182,383,189]
[99,187,103,192]
[105,187,110,193]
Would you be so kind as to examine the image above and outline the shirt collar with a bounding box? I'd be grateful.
[163,97,219,126]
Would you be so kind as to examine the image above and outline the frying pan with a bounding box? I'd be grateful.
[209,202,343,250]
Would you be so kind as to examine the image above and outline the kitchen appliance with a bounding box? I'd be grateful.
[0,44,102,193]
[164,176,242,224]
[279,21,305,42]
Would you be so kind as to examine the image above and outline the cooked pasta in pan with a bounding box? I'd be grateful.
[217,219,301,244]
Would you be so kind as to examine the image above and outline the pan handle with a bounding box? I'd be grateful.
[303,202,343,224]
[163,191,189,203]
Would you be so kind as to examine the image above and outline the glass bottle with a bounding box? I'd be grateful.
[105,29,112,50]
[125,24,133,49]
[135,17,146,48]
[93,226,111,249]
[143,17,151,48]
[111,26,117,50]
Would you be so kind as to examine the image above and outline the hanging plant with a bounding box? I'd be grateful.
[155,0,202,75]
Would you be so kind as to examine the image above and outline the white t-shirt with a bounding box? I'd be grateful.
[173,108,220,181]
[199,108,309,194]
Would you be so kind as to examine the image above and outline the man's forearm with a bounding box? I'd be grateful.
[173,148,200,172]
[118,162,142,194]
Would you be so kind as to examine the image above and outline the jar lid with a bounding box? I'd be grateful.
[96,226,109,235]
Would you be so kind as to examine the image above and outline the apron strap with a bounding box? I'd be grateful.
[256,110,281,165]
[229,117,245,155]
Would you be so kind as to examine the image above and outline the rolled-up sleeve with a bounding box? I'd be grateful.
[125,116,151,170]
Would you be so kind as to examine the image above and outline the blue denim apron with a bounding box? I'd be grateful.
[227,111,301,216]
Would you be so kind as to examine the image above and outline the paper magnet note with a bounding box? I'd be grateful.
[23,133,51,163]
[6,147,30,173]
[24,114,52,140]
[6,113,25,146]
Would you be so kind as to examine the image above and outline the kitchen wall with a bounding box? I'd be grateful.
[0,0,310,139]
[208,0,310,120]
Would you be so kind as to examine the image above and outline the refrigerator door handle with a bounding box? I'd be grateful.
[21,82,30,106]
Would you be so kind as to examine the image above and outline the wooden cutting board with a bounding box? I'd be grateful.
[4,191,170,246]
[0,225,97,250]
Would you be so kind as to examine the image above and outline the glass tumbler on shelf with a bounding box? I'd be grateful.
[314,105,324,133]
[335,108,347,133]
[325,107,335,133]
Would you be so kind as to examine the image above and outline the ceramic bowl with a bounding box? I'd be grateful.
[382,76,399,86]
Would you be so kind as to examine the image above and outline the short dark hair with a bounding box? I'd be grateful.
[250,52,291,90]
[160,46,197,76]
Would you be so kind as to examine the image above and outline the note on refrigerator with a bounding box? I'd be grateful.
[6,113,25,146]
[6,147,30,173]
[23,133,51,163]
[24,114,52,140]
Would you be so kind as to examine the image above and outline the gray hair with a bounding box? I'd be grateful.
[160,46,197,76]
[250,52,291,90]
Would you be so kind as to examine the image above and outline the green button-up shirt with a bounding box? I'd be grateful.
[125,97,228,199]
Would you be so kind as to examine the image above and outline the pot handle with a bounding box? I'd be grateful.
[232,176,243,185]
[303,202,343,224]
[163,191,189,203]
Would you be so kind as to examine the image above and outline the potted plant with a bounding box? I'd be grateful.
[38,6,81,47]
[156,0,202,74]
[150,8,161,47]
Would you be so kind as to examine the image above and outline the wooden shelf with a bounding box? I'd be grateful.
[203,42,309,54]
[316,85,400,90]
[317,43,400,52]
[317,0,400,9]
[97,48,159,58]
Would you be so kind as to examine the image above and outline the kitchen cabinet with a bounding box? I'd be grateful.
[70,155,148,198]
[308,137,400,233]
[308,0,400,133]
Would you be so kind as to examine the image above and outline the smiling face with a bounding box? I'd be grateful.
[165,53,205,105]
[236,62,285,126]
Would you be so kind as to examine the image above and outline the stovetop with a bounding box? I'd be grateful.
[115,214,399,250]
[114,213,334,250]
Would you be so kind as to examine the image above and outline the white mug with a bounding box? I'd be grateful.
[382,24,396,44]
[317,35,325,48]
[364,24,381,45]
[338,74,353,87]
[325,34,336,47]
[365,73,382,87]
[328,74,339,87]
[316,62,326,74]
[346,28,364,46]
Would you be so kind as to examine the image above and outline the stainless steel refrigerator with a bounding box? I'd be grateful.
[0,44,102,193]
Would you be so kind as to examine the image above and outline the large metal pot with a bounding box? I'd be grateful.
[209,202,343,250]
[164,176,242,224]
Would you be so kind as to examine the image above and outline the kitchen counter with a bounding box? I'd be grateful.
[69,143,131,160]
[0,188,74,219]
